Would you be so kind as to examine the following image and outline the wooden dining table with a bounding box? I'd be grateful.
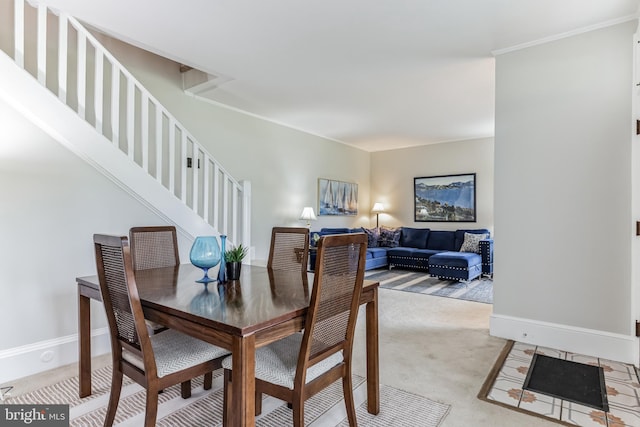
[76,263,380,427]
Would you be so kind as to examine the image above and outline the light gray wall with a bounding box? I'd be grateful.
[5,5,635,377]
[0,31,371,369]
[370,138,494,231]
[96,34,372,265]
[0,98,181,348]
[494,22,634,335]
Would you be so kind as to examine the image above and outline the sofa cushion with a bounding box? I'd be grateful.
[368,247,388,259]
[366,256,388,270]
[459,232,489,253]
[454,229,490,251]
[320,228,350,235]
[387,247,415,257]
[379,227,401,248]
[409,249,441,259]
[429,251,482,268]
[426,231,456,251]
[399,227,429,249]
[362,227,380,248]
[387,248,441,259]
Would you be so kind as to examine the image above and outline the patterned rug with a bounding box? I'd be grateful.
[4,366,450,426]
[365,269,493,304]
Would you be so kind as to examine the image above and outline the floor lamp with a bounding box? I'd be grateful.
[372,203,384,228]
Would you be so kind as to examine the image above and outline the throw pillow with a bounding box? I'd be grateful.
[362,227,380,248]
[379,226,401,248]
[460,232,489,253]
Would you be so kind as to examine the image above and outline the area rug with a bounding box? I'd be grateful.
[4,366,450,427]
[365,269,493,304]
[478,340,640,426]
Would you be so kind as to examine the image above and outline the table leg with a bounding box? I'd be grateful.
[365,287,380,414]
[230,334,256,427]
[78,290,92,398]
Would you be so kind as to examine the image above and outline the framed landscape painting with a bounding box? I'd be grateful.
[414,173,476,222]
[318,178,358,216]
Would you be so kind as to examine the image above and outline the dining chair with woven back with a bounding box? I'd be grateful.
[222,232,368,427]
[267,227,310,273]
[128,226,179,330]
[93,234,230,427]
[129,226,180,270]
[129,226,216,392]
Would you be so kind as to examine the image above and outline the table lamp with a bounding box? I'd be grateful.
[372,202,384,228]
[299,207,317,228]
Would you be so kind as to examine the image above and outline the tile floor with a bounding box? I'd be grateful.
[486,342,640,426]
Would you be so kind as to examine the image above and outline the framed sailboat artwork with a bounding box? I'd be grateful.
[318,178,358,216]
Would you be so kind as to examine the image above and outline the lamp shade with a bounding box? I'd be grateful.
[371,202,384,213]
[299,207,317,221]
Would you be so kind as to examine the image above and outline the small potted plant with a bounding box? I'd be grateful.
[224,244,248,280]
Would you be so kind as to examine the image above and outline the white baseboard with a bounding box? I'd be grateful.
[490,314,638,366]
[0,328,111,385]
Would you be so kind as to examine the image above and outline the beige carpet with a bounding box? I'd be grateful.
[5,366,450,426]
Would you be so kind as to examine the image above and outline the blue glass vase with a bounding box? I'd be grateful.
[217,235,227,283]
[190,236,221,283]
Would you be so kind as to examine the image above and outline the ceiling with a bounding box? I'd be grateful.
[41,0,639,152]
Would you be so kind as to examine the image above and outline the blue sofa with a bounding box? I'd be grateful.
[309,228,388,271]
[309,227,493,282]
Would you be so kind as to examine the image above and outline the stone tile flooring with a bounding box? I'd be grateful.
[484,341,640,426]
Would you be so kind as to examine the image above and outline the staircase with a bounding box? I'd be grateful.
[0,0,251,250]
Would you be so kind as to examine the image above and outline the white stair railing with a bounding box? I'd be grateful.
[5,0,250,248]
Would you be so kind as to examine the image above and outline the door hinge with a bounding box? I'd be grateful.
[636,320,640,337]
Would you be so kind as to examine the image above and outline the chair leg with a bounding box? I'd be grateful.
[342,372,357,427]
[255,390,263,415]
[180,380,192,399]
[144,386,160,427]
[204,372,213,390]
[104,366,124,427]
[292,397,304,427]
[223,369,232,427]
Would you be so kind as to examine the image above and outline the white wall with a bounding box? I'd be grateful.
[0,31,371,383]
[0,97,189,380]
[633,27,640,354]
[5,0,636,384]
[370,137,494,231]
[95,34,372,265]
[492,21,636,362]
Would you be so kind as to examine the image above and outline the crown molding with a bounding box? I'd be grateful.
[492,14,639,56]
